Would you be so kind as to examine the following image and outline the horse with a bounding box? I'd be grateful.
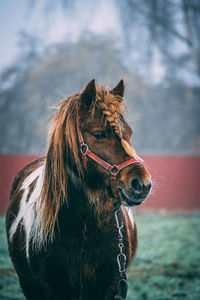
[6,79,152,300]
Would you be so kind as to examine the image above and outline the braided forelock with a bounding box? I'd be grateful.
[94,86,142,161]
[95,87,123,138]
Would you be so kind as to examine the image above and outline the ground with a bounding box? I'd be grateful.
[0,211,200,300]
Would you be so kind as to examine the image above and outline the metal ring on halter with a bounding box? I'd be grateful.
[111,165,119,175]
[81,143,89,153]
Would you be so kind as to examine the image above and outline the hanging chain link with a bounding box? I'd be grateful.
[115,206,127,279]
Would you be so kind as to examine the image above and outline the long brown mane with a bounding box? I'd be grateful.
[40,93,82,241]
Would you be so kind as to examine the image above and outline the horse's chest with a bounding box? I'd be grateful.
[62,225,117,263]
[55,224,116,273]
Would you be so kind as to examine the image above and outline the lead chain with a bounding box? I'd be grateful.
[115,206,127,279]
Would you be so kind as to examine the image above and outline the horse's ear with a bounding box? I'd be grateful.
[81,79,96,107]
[110,79,125,97]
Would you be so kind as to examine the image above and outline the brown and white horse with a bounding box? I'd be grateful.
[6,80,151,300]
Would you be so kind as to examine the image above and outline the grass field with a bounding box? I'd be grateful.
[0,211,200,300]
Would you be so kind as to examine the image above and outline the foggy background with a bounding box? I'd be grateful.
[1,4,200,299]
[0,0,200,156]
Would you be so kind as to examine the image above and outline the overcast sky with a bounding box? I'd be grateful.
[0,0,121,70]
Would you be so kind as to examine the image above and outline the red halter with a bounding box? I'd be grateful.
[77,121,142,198]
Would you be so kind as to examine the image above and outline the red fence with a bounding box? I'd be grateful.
[0,155,200,215]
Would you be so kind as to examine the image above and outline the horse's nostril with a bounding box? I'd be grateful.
[131,178,143,194]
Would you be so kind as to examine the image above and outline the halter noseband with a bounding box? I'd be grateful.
[77,120,142,199]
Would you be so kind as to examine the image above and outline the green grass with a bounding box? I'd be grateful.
[127,211,200,300]
[0,211,200,299]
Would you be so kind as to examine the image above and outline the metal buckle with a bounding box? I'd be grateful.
[81,144,89,153]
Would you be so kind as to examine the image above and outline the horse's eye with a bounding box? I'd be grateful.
[93,131,106,141]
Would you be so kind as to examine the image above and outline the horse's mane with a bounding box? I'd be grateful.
[39,84,138,242]
[40,92,81,240]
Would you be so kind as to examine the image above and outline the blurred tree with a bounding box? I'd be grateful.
[26,0,200,84]
[0,36,131,154]
[0,35,199,155]
[119,0,200,80]
[0,31,41,91]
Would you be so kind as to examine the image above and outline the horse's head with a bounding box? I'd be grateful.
[78,79,152,207]
[40,79,152,240]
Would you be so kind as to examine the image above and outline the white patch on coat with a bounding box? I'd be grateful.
[124,206,134,227]
[9,164,45,259]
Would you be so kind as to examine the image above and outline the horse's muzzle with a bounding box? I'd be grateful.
[118,179,152,206]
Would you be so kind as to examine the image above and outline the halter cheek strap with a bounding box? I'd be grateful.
[77,121,142,198]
